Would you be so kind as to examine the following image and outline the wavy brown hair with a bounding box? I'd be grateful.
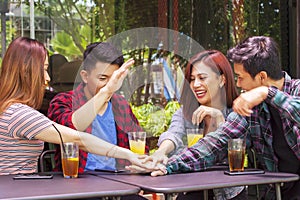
[0,37,48,113]
[180,50,239,121]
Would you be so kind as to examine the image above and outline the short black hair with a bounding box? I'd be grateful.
[227,36,283,80]
[82,42,124,71]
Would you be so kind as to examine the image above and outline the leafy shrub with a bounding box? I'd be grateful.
[131,101,180,137]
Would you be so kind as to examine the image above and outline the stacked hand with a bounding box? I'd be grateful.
[146,149,169,166]
[126,152,168,177]
[126,161,167,177]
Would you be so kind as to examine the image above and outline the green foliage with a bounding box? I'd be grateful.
[32,0,124,60]
[131,101,180,137]
[0,17,15,57]
[51,25,93,60]
[244,1,281,43]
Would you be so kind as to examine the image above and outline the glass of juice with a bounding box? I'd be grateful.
[128,132,146,155]
[61,142,79,178]
[186,128,204,147]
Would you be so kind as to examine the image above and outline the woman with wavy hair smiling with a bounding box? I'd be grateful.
[129,50,246,200]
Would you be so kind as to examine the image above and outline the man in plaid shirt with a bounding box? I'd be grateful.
[48,42,146,174]
[150,36,300,199]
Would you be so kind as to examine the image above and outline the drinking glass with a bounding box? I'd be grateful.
[128,132,146,155]
[186,128,204,147]
[228,138,246,172]
[61,142,79,178]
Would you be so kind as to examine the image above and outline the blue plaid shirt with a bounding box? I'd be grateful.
[167,72,300,174]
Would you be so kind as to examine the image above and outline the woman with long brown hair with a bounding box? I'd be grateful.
[153,50,239,162]
[132,50,246,199]
[0,37,152,175]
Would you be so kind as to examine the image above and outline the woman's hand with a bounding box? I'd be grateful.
[125,151,168,175]
[127,153,152,169]
[143,140,174,166]
[126,153,165,172]
[126,162,167,176]
[151,150,169,165]
[192,105,224,125]
[143,149,169,167]
[192,105,225,134]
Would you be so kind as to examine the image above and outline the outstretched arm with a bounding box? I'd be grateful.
[35,122,156,170]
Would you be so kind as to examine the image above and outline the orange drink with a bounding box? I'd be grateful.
[61,142,79,178]
[62,157,79,178]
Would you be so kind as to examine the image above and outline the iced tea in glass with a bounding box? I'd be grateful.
[61,142,79,178]
[228,138,246,172]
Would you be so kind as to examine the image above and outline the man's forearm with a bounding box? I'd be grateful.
[72,87,113,131]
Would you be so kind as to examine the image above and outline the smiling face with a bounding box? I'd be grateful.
[81,61,119,99]
[190,61,225,107]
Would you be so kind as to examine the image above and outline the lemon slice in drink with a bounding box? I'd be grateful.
[67,157,79,162]
[187,134,203,147]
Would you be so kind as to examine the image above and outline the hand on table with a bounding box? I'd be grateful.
[127,154,153,170]
[143,149,169,166]
[126,153,167,175]
[126,161,167,176]
[150,169,167,177]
